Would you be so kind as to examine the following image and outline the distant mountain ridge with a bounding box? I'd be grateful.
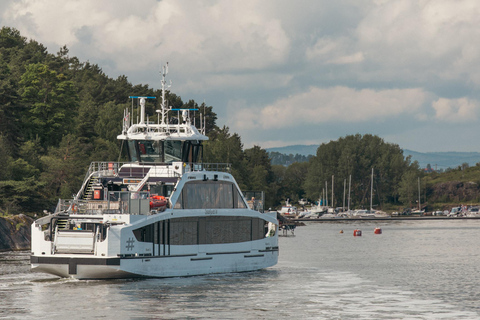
[266,145,318,157]
[403,149,480,170]
[266,145,480,170]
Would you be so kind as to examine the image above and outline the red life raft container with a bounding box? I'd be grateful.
[150,195,167,211]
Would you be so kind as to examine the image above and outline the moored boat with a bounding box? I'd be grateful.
[30,65,279,279]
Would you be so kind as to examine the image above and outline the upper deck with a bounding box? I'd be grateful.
[53,161,263,219]
[116,64,209,165]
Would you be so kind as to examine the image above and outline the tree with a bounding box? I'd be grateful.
[398,170,422,208]
[304,134,417,209]
[283,162,309,203]
[39,134,91,200]
[204,126,247,189]
[0,61,22,155]
[19,63,79,148]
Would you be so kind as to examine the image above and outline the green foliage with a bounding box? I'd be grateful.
[304,134,417,209]
[398,170,422,207]
[19,63,79,147]
[204,126,246,188]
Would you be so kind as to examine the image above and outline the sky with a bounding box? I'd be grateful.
[1,0,480,152]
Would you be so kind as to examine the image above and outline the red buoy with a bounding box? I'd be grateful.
[353,229,362,236]
[374,228,382,234]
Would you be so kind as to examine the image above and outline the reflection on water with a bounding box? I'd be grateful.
[1,220,479,319]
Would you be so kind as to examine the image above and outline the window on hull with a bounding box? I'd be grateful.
[133,216,270,245]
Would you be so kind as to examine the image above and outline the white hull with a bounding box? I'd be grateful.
[31,209,279,279]
[31,243,278,279]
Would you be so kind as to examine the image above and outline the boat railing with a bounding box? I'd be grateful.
[243,190,265,213]
[184,163,231,173]
[57,191,154,216]
[83,161,231,179]
[84,162,127,179]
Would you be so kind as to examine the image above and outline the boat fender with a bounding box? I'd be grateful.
[353,229,362,236]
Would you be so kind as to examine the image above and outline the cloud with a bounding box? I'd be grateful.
[432,98,479,122]
[232,86,428,130]
[2,0,290,75]
[306,37,364,65]
[328,52,364,65]
[3,0,480,152]
[354,0,480,84]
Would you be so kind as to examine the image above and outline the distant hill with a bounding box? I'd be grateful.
[266,145,480,170]
[266,145,318,157]
[403,149,480,170]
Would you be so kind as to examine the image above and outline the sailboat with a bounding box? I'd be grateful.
[411,177,425,215]
[351,168,388,218]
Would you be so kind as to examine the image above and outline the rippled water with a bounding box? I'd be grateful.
[1,220,479,319]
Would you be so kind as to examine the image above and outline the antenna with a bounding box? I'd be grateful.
[203,102,206,134]
[160,62,172,125]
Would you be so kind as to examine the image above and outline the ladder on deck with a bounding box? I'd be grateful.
[83,176,100,200]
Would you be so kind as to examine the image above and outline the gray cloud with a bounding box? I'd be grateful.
[1,0,479,152]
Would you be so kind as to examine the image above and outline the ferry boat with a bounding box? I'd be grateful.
[30,64,279,279]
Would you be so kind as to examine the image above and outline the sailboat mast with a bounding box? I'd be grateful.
[325,181,328,207]
[348,175,351,211]
[370,168,373,211]
[418,177,421,211]
[332,175,334,209]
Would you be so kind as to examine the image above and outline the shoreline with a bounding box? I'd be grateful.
[292,216,480,222]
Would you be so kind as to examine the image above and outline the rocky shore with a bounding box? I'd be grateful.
[0,215,33,252]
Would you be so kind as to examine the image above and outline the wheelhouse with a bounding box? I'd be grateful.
[125,139,203,164]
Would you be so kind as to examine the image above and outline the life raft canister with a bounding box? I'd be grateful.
[374,228,382,234]
[353,229,362,236]
[150,195,167,211]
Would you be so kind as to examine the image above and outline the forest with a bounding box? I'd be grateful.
[1,26,479,218]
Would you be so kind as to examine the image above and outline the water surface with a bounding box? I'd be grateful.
[1,220,479,319]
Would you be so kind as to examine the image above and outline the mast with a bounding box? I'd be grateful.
[348,174,351,211]
[418,177,421,211]
[160,62,171,125]
[370,167,373,211]
[343,178,346,212]
[331,175,334,210]
[325,181,328,207]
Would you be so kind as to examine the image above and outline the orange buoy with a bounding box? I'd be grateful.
[340,230,344,234]
[374,228,382,234]
[353,229,362,236]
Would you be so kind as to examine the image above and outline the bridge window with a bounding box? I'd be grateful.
[174,181,247,209]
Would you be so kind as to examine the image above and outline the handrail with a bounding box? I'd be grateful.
[82,161,231,177]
